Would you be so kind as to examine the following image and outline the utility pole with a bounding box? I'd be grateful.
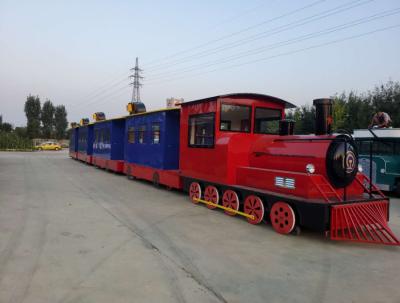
[129,57,143,103]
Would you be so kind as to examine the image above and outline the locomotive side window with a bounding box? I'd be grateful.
[152,123,161,144]
[220,103,251,132]
[128,127,135,144]
[138,125,146,144]
[254,108,281,134]
[188,113,215,148]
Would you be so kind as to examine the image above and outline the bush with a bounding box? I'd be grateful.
[0,131,33,150]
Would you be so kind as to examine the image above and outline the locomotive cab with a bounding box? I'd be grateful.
[179,93,296,185]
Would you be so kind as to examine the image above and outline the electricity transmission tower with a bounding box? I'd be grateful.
[129,57,143,103]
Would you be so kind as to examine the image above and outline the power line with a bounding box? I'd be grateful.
[69,71,130,108]
[69,82,130,114]
[145,8,400,83]
[145,0,372,73]
[143,0,327,69]
[204,0,271,32]
[69,77,130,112]
[68,0,373,113]
[67,1,329,111]
[145,24,400,87]
[69,87,131,121]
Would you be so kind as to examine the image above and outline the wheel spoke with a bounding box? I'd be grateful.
[243,195,264,224]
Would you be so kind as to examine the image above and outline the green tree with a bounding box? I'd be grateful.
[14,127,28,138]
[289,105,315,134]
[54,105,68,139]
[332,96,347,131]
[41,100,55,138]
[1,122,13,132]
[24,95,41,138]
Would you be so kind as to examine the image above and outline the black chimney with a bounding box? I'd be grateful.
[313,98,333,135]
[279,119,295,136]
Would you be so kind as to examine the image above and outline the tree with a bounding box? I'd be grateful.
[332,96,347,131]
[24,95,41,138]
[54,105,68,139]
[0,122,13,132]
[41,100,55,138]
[0,115,2,125]
[14,127,28,138]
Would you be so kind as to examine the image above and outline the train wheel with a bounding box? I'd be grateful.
[189,182,201,204]
[204,186,219,210]
[270,202,296,234]
[222,190,239,216]
[244,195,264,224]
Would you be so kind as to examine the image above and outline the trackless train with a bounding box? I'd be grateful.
[69,93,400,246]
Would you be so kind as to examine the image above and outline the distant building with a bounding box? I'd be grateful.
[166,97,184,108]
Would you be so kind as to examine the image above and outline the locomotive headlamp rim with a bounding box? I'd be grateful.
[306,163,315,174]
[358,164,363,173]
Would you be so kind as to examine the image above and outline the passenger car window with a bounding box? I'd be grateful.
[139,125,146,144]
[105,129,110,144]
[128,127,135,144]
[220,103,251,132]
[254,108,281,134]
[189,113,215,148]
[152,123,160,144]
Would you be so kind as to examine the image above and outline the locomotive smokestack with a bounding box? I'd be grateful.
[313,98,333,135]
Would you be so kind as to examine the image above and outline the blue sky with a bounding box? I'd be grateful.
[1,0,400,126]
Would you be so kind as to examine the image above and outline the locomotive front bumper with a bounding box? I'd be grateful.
[329,199,400,245]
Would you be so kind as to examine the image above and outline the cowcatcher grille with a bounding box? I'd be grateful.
[330,201,400,245]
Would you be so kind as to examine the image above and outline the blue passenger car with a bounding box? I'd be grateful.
[124,109,181,188]
[92,118,126,172]
[69,127,79,159]
[77,124,94,163]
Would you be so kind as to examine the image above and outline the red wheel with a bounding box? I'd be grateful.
[244,195,264,224]
[204,186,219,209]
[222,190,239,216]
[189,182,201,204]
[270,202,296,234]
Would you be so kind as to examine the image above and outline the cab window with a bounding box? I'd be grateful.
[254,108,281,134]
[220,103,251,132]
[189,113,215,148]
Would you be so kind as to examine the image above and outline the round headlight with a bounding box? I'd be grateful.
[306,164,315,174]
[358,164,363,172]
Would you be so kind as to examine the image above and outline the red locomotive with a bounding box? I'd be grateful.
[70,93,400,245]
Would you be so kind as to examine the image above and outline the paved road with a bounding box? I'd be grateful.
[0,151,399,303]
